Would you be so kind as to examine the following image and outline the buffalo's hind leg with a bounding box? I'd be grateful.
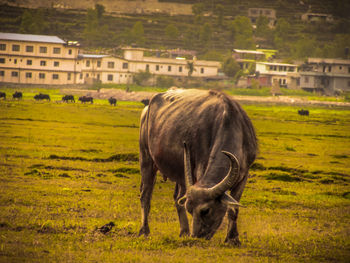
[138,152,157,237]
[174,183,189,237]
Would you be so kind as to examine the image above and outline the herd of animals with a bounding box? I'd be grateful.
[0,91,150,106]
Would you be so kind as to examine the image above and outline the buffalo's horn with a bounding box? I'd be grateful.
[208,151,240,198]
[183,142,193,190]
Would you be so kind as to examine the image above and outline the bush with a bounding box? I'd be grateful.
[133,70,152,86]
[156,76,174,88]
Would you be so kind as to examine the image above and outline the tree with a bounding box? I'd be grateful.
[20,9,47,34]
[256,16,270,38]
[200,23,212,47]
[214,4,224,26]
[130,21,145,46]
[222,57,240,78]
[165,24,179,39]
[95,4,105,21]
[200,50,223,61]
[192,3,204,23]
[186,61,195,77]
[230,16,255,49]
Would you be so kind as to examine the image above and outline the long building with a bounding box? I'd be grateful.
[0,32,221,85]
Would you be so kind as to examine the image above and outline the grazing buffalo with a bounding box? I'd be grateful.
[0,92,5,100]
[62,95,75,103]
[34,93,50,101]
[12,91,22,100]
[108,97,117,106]
[298,109,309,116]
[78,96,93,104]
[141,99,149,106]
[139,89,257,245]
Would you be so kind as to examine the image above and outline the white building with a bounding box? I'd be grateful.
[0,33,221,86]
[254,62,298,87]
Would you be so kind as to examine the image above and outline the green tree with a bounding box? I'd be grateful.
[192,3,204,23]
[256,16,270,37]
[200,50,223,61]
[165,24,179,39]
[292,35,317,59]
[222,57,240,78]
[230,16,254,49]
[214,4,224,26]
[186,61,195,77]
[95,4,105,21]
[20,9,47,34]
[200,23,212,47]
[130,21,145,46]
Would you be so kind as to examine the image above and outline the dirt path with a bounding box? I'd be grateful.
[61,88,350,108]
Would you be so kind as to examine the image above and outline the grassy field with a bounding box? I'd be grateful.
[0,89,349,262]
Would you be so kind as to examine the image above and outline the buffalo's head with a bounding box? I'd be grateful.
[178,143,242,240]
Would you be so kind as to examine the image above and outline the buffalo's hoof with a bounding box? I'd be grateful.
[138,227,150,237]
[225,236,241,247]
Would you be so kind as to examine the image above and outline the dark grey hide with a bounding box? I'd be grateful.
[139,89,257,244]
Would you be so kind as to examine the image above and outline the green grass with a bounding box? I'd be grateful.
[0,88,349,262]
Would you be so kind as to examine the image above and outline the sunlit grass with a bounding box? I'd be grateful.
[0,88,349,262]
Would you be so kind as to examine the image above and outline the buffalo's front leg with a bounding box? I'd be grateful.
[139,157,157,236]
[174,183,189,237]
[225,175,248,246]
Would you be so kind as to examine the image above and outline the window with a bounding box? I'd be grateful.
[53,47,61,54]
[26,72,32,78]
[201,68,204,74]
[304,76,309,83]
[168,66,172,72]
[26,46,33,52]
[339,66,342,70]
[86,73,89,77]
[12,44,20,51]
[97,61,101,67]
[68,49,72,55]
[27,59,32,65]
[0,44,6,50]
[12,71,18,77]
[80,73,83,79]
[39,73,45,79]
[108,61,115,68]
[146,64,149,71]
[122,62,128,69]
[52,74,59,80]
[156,65,159,71]
[86,60,90,67]
[108,74,113,81]
[54,61,59,67]
[67,73,71,80]
[0,71,4,76]
[179,66,182,72]
[39,46,47,53]
[40,61,46,66]
[14,59,17,64]
[97,74,100,80]
[0,58,5,63]
[328,66,332,72]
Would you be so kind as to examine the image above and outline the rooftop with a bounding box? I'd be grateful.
[0,32,66,44]
[233,49,265,55]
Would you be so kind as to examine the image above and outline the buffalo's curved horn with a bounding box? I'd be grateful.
[208,151,240,198]
[183,142,193,190]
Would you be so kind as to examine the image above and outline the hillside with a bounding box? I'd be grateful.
[0,0,349,59]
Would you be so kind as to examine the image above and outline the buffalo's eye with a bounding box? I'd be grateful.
[200,208,210,217]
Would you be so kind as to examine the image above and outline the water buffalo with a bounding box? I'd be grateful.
[298,109,309,116]
[108,97,117,106]
[0,92,5,100]
[34,93,50,101]
[12,91,22,100]
[62,95,75,103]
[141,99,149,106]
[78,96,93,104]
[139,89,257,245]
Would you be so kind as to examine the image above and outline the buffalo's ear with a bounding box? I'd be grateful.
[177,195,187,206]
[221,193,245,208]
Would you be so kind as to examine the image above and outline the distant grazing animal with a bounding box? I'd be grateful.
[108,97,117,106]
[298,109,309,116]
[34,93,50,101]
[78,96,93,104]
[12,91,22,100]
[141,99,149,106]
[139,89,257,245]
[62,95,75,103]
[0,92,5,100]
